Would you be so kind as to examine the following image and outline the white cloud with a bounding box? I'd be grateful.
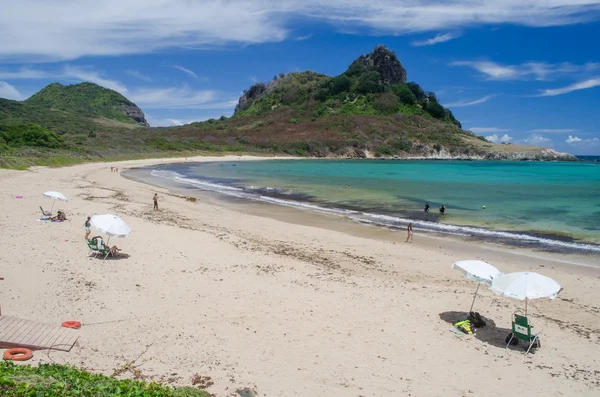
[63,66,128,93]
[485,134,513,143]
[2,1,600,61]
[146,114,227,127]
[0,65,238,111]
[563,136,600,150]
[0,68,53,79]
[128,86,238,110]
[0,81,25,100]
[411,33,460,47]
[126,70,152,82]
[537,77,600,96]
[444,94,495,107]
[0,66,128,93]
[173,65,199,80]
[468,127,511,133]
[523,134,553,146]
[529,129,578,133]
[452,61,600,81]
[296,34,312,41]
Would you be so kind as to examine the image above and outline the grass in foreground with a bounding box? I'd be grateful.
[0,361,211,397]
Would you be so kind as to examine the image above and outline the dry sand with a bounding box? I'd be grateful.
[1,155,599,397]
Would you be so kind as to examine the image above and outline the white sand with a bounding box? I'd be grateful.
[1,155,599,396]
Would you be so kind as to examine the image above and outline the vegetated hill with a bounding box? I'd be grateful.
[174,45,575,160]
[0,46,577,167]
[26,82,148,126]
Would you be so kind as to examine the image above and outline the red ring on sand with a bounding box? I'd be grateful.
[3,348,33,361]
[62,321,82,329]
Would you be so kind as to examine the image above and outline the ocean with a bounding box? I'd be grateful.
[127,158,600,254]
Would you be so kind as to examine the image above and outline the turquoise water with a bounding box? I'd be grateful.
[140,159,600,252]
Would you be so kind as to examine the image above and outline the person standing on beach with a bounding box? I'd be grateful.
[153,193,159,210]
[424,202,430,212]
[406,223,413,243]
[84,216,91,240]
[439,204,446,214]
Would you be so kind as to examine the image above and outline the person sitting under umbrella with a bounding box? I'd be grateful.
[91,236,121,256]
[51,210,67,221]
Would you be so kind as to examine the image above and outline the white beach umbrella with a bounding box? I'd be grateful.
[452,260,502,312]
[43,191,68,213]
[90,214,131,244]
[490,272,562,315]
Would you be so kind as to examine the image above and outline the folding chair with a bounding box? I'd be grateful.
[87,240,100,257]
[89,238,114,260]
[39,206,52,219]
[505,313,540,354]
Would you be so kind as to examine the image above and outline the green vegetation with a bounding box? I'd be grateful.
[0,361,210,397]
[26,82,147,125]
[0,123,64,149]
[0,45,518,169]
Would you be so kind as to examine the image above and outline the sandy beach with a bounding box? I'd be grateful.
[1,155,599,397]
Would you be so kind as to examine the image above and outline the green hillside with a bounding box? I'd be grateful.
[0,45,577,169]
[26,82,148,126]
[234,45,461,129]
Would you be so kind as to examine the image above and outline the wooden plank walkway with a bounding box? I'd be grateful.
[0,315,79,352]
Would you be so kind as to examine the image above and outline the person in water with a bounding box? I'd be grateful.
[424,202,430,212]
[439,204,446,214]
[406,223,413,243]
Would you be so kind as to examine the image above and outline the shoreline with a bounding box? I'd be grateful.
[123,160,600,261]
[1,154,599,396]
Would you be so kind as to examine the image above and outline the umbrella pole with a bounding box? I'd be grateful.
[525,298,528,316]
[50,199,55,214]
[469,283,480,313]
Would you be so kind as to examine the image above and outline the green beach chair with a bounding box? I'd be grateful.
[39,206,52,219]
[505,314,540,354]
[88,238,114,260]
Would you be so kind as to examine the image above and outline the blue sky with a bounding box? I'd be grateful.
[1,1,600,155]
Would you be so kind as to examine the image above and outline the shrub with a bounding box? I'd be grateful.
[391,84,417,105]
[245,83,266,99]
[0,361,211,397]
[0,123,64,148]
[406,82,426,102]
[373,92,399,114]
[356,71,384,94]
[427,102,446,119]
[331,75,352,95]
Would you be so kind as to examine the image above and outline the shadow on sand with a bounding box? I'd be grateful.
[90,253,131,261]
[439,311,519,349]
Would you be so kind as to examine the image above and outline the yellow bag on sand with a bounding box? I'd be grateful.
[454,319,474,335]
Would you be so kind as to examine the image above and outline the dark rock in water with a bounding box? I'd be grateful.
[348,45,407,85]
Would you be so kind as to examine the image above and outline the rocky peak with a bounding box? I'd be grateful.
[348,45,407,86]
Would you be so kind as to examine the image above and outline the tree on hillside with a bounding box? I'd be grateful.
[406,82,426,102]
[356,71,384,94]
[390,84,417,105]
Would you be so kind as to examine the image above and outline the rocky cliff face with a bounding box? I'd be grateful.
[341,145,578,161]
[119,103,149,126]
[348,45,407,85]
